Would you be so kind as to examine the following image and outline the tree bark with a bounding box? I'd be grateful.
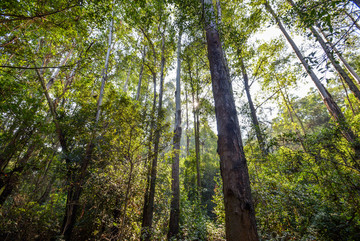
[265,1,360,161]
[168,30,182,239]
[203,1,259,240]
[240,57,267,157]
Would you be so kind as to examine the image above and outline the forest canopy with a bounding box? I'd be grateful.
[1,0,360,240]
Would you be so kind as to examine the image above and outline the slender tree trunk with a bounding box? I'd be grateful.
[279,87,308,153]
[319,28,360,84]
[310,26,360,102]
[343,10,360,31]
[283,0,360,102]
[188,63,201,194]
[136,47,146,101]
[46,50,73,90]
[339,77,356,115]
[185,84,190,155]
[96,15,114,122]
[123,66,131,93]
[141,71,157,241]
[203,1,259,240]
[265,1,360,161]
[168,30,182,239]
[240,57,267,157]
[195,107,201,192]
[351,0,360,8]
[141,30,166,241]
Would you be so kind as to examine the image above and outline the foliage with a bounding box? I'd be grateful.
[1,0,360,240]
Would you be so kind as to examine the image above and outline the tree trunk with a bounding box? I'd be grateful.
[284,0,360,102]
[46,50,73,90]
[310,26,360,101]
[185,84,190,155]
[136,46,146,101]
[240,57,267,157]
[195,106,201,192]
[343,10,360,31]
[203,1,259,240]
[123,66,131,93]
[168,30,182,239]
[265,1,360,161]
[141,30,166,241]
[279,87,308,153]
[351,0,360,8]
[96,15,114,122]
[141,69,157,241]
[319,28,360,84]
[189,65,201,195]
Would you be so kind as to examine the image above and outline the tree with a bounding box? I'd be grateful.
[203,0,259,240]
[168,29,182,239]
[286,0,360,102]
[264,0,360,164]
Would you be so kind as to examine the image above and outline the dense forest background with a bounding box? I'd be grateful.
[1,0,360,240]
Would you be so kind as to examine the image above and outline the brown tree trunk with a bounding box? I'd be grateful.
[203,1,259,240]
[168,30,182,239]
[141,70,157,241]
[240,57,267,157]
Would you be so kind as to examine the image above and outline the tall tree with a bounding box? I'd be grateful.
[168,29,182,239]
[141,25,167,241]
[264,1,360,163]
[203,0,259,240]
[287,0,360,102]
